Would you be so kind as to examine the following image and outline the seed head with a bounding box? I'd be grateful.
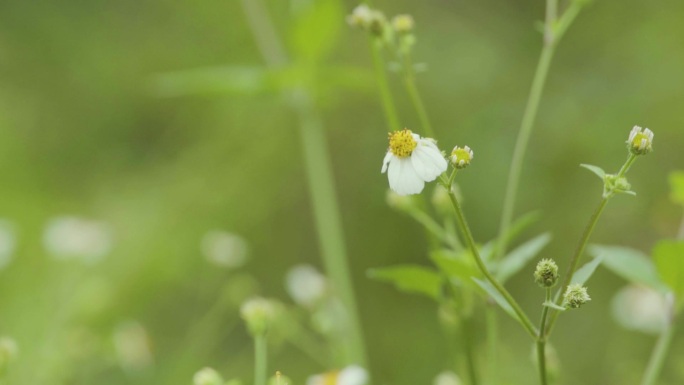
[563,284,591,309]
[534,259,559,288]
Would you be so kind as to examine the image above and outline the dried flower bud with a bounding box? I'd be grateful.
[534,259,559,288]
[563,284,591,309]
[450,146,474,169]
[626,126,654,155]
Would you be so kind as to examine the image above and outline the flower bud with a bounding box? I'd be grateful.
[563,284,591,309]
[626,126,653,155]
[346,5,373,28]
[391,14,414,33]
[534,259,559,288]
[240,297,277,336]
[193,367,224,385]
[450,146,474,169]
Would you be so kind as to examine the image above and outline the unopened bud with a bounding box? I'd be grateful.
[534,259,559,288]
[626,126,654,155]
[450,146,474,169]
[563,284,591,309]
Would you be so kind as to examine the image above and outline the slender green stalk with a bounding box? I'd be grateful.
[402,53,435,138]
[495,0,584,260]
[537,288,552,385]
[443,181,538,338]
[241,0,367,365]
[255,334,268,385]
[485,301,499,385]
[371,40,401,132]
[640,320,676,385]
[617,154,638,178]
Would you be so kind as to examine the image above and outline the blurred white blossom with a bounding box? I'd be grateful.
[611,284,668,334]
[0,220,16,269]
[433,371,462,385]
[307,365,368,385]
[285,264,327,308]
[201,230,248,268]
[113,321,153,372]
[43,216,112,263]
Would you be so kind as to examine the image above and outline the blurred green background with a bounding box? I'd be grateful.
[0,0,683,384]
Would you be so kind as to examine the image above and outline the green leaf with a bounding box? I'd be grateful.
[472,278,522,326]
[580,164,606,180]
[653,240,684,306]
[149,66,276,97]
[368,265,442,300]
[431,249,480,287]
[669,171,684,206]
[590,245,668,292]
[289,0,343,62]
[496,233,552,283]
[542,301,567,311]
[571,256,603,286]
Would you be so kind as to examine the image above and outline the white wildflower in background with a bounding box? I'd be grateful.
[43,216,112,264]
[285,264,327,308]
[307,365,368,385]
[433,371,462,385]
[381,129,447,195]
[240,297,278,336]
[193,367,224,385]
[201,230,248,268]
[113,321,153,373]
[0,220,16,269]
[611,284,668,334]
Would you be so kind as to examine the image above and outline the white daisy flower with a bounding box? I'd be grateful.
[381,129,447,196]
[611,284,669,334]
[285,264,327,308]
[307,365,368,385]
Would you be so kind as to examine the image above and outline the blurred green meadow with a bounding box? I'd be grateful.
[0,0,683,384]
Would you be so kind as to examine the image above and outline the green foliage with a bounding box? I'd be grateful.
[289,0,343,63]
[367,265,442,300]
[653,240,684,308]
[472,278,521,326]
[430,249,480,287]
[497,232,552,283]
[590,245,668,292]
[580,163,606,180]
[669,171,684,206]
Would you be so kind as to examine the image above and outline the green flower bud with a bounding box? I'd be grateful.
[534,259,559,288]
[240,297,277,336]
[626,126,653,155]
[450,146,474,169]
[193,367,224,385]
[563,284,591,309]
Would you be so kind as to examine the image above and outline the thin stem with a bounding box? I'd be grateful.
[402,53,435,138]
[370,40,401,132]
[537,288,551,385]
[485,301,499,385]
[241,0,367,365]
[444,183,538,338]
[254,334,268,385]
[496,0,585,260]
[640,319,676,385]
[617,154,638,178]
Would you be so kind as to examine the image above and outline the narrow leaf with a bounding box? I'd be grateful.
[543,301,567,311]
[497,233,552,283]
[580,164,606,180]
[590,245,668,292]
[653,240,684,306]
[431,249,480,287]
[472,278,522,326]
[554,257,603,302]
[368,265,442,300]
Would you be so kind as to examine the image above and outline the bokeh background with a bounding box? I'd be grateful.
[0,0,683,384]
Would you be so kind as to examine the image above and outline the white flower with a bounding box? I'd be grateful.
[611,284,668,334]
[285,264,327,308]
[0,220,16,269]
[307,365,368,385]
[43,216,112,264]
[433,371,462,385]
[381,129,447,195]
[200,230,248,268]
[113,321,153,372]
[193,368,224,385]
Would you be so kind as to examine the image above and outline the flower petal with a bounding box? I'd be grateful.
[388,157,425,195]
[381,151,393,173]
[411,142,447,181]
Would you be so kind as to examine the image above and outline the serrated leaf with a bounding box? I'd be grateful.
[368,265,442,300]
[669,171,684,206]
[473,278,522,326]
[580,164,606,180]
[653,240,684,307]
[497,233,552,283]
[431,249,480,287]
[290,0,342,62]
[590,245,668,292]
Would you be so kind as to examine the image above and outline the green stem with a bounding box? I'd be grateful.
[617,154,638,178]
[444,182,538,338]
[402,53,435,138]
[370,40,401,132]
[546,197,609,334]
[537,288,551,385]
[485,301,499,385]
[255,334,268,385]
[496,0,584,260]
[241,0,367,366]
[640,318,676,385]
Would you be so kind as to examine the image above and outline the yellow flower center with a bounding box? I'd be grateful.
[323,371,339,385]
[388,129,417,158]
